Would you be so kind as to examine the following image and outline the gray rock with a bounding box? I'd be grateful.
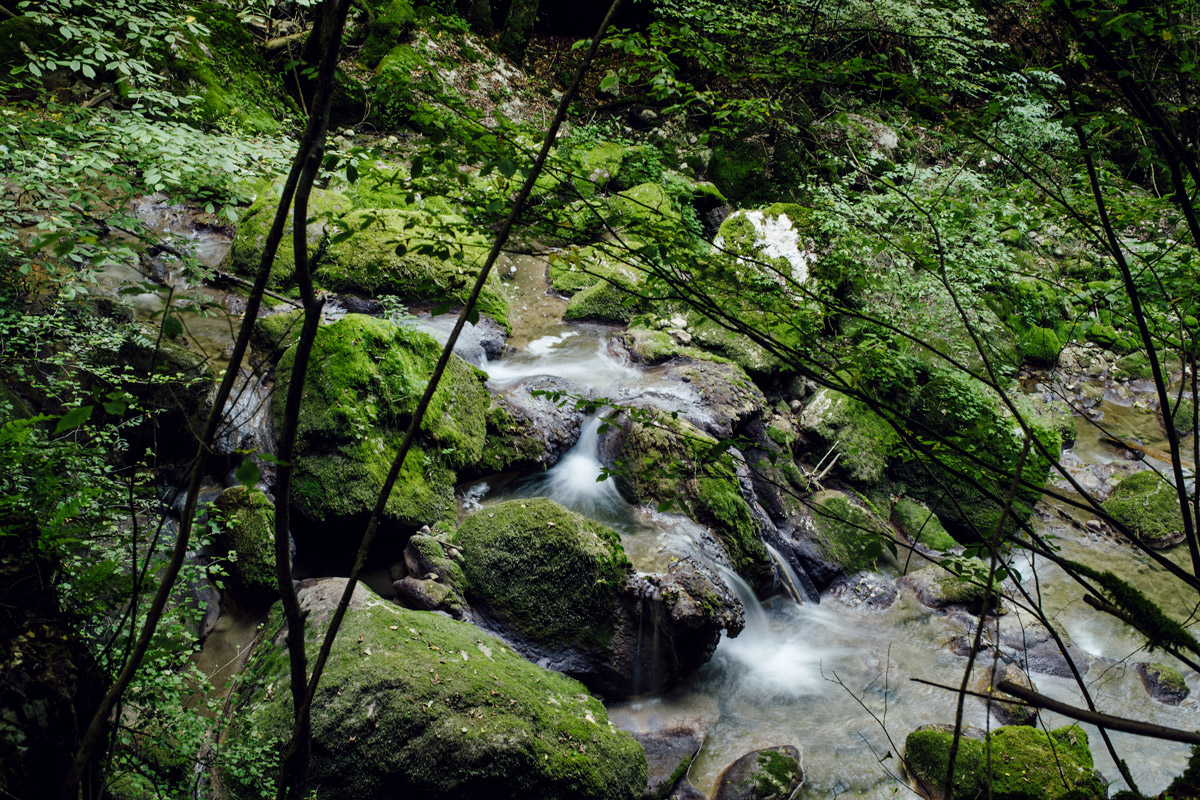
[828,572,899,612]
[481,375,587,472]
[1135,662,1190,705]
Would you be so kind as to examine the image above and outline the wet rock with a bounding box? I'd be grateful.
[712,745,803,800]
[898,563,1003,617]
[607,698,718,800]
[456,499,743,697]
[828,571,898,612]
[392,576,465,618]
[660,359,767,440]
[478,375,587,473]
[972,664,1037,726]
[1102,470,1186,549]
[213,485,279,601]
[948,611,1093,679]
[1135,661,1189,705]
[226,578,647,800]
[414,312,508,365]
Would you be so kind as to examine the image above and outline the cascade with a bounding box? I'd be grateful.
[766,543,820,604]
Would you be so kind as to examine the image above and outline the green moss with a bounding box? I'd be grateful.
[708,141,770,205]
[571,141,624,194]
[811,493,887,573]
[1169,396,1197,436]
[276,315,489,531]
[229,590,647,800]
[318,208,509,328]
[614,416,773,590]
[230,180,353,289]
[609,182,681,241]
[346,165,412,209]
[359,0,416,67]
[563,278,640,323]
[370,43,423,128]
[1020,326,1062,366]
[1145,662,1187,695]
[904,725,1103,800]
[613,145,664,190]
[251,309,303,360]
[172,4,297,133]
[214,486,277,596]
[798,388,898,485]
[457,499,631,648]
[1102,470,1185,548]
[892,498,958,551]
[753,749,801,799]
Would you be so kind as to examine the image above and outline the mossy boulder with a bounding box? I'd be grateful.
[715,204,816,287]
[227,578,647,800]
[250,308,303,363]
[476,376,586,474]
[613,145,664,191]
[1135,661,1190,705]
[708,141,769,205]
[900,558,1003,616]
[808,491,889,575]
[275,315,489,546]
[897,369,1060,539]
[892,498,958,552]
[903,724,1103,800]
[564,277,642,323]
[213,486,277,598]
[173,3,296,133]
[457,499,631,650]
[605,414,773,591]
[799,388,899,485]
[1020,325,1063,366]
[1102,470,1186,549]
[712,745,803,800]
[359,0,416,67]
[318,208,509,328]
[230,180,353,289]
[971,664,1037,727]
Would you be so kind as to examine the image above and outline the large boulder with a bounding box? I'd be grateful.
[1135,661,1190,705]
[1102,470,1186,549]
[602,413,774,592]
[275,315,489,552]
[798,491,890,577]
[213,486,278,600]
[456,499,743,696]
[798,388,899,485]
[713,745,804,800]
[476,376,587,474]
[903,724,1103,800]
[225,578,647,800]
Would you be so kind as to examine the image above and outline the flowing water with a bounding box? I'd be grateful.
[457,253,1200,798]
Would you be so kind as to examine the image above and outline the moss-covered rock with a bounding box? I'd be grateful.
[798,388,898,485]
[275,315,489,544]
[809,491,888,574]
[1020,325,1063,366]
[318,208,509,328]
[227,578,647,800]
[712,745,803,800]
[607,414,773,591]
[897,369,1060,539]
[250,308,303,363]
[708,141,769,205]
[903,725,1103,800]
[613,145,664,191]
[972,664,1037,727]
[563,277,641,323]
[1135,661,1189,705]
[457,499,631,649]
[900,558,1003,615]
[892,498,958,552]
[1102,470,1186,549]
[213,486,277,598]
[172,3,297,133]
[359,0,416,67]
[230,179,353,289]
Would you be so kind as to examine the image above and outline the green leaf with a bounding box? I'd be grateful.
[162,314,184,338]
[81,64,96,79]
[235,459,261,489]
[55,405,93,434]
[497,159,516,179]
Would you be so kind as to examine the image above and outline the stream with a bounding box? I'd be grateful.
[109,207,1199,798]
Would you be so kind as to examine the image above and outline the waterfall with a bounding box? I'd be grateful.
[511,416,630,525]
[766,544,820,604]
[716,565,770,640]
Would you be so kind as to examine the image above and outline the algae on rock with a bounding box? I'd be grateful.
[227,578,647,800]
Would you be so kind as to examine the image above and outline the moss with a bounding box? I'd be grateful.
[370,43,423,128]
[798,388,899,485]
[753,749,802,799]
[621,326,682,364]
[229,590,647,800]
[1145,662,1187,695]
[230,180,353,289]
[1021,326,1063,366]
[613,145,664,190]
[688,315,784,375]
[1169,396,1197,436]
[251,309,303,361]
[172,4,297,133]
[346,164,412,209]
[1102,470,1185,548]
[571,141,624,194]
[359,0,416,67]
[892,498,958,551]
[614,415,773,590]
[547,243,627,295]
[708,140,770,205]
[811,493,887,574]
[609,182,681,241]
[457,499,631,649]
[318,208,509,328]
[904,725,1103,800]
[214,486,277,596]
[0,17,55,71]
[563,278,640,323]
[276,315,489,532]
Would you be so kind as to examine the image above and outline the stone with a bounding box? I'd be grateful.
[971,664,1037,726]
[712,745,803,800]
[1102,470,1186,549]
[476,375,587,474]
[1135,661,1189,705]
[213,485,278,600]
[828,572,899,612]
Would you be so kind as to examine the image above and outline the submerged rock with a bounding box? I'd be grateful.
[456,499,743,696]
[904,724,1103,800]
[606,698,718,800]
[712,745,804,800]
[226,578,647,800]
